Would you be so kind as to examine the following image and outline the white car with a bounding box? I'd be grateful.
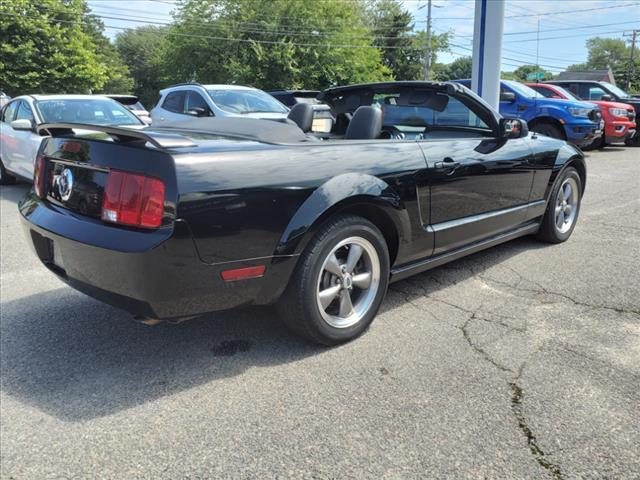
[0,95,144,183]
[0,91,10,108]
[150,83,290,125]
[107,94,152,124]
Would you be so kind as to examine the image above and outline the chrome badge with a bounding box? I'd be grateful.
[56,168,74,201]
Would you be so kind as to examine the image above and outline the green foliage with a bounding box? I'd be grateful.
[511,64,554,82]
[432,56,471,81]
[368,0,449,80]
[566,37,640,91]
[115,26,169,106]
[0,0,132,96]
[162,0,392,89]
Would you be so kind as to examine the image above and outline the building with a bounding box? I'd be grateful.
[555,68,616,85]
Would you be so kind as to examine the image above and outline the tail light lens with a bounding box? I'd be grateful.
[101,170,165,228]
[33,155,46,198]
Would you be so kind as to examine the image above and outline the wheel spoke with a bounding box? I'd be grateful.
[556,210,565,228]
[563,183,572,201]
[345,244,363,273]
[352,272,372,289]
[318,285,341,310]
[339,291,354,317]
[324,253,343,277]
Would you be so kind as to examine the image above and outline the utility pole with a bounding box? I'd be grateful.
[623,30,638,90]
[424,0,432,80]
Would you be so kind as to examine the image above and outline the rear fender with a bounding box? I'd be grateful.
[275,173,409,257]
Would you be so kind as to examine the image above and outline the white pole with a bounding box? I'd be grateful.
[471,0,505,110]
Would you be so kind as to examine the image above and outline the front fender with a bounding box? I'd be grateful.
[545,142,586,199]
[275,172,409,256]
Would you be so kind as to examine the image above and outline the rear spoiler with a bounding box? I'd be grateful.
[37,123,196,149]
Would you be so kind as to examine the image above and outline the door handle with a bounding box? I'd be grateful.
[434,157,460,170]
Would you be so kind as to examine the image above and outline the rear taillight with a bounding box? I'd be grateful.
[101,170,165,228]
[33,155,46,198]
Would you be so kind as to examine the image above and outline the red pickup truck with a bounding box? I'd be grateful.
[527,83,636,149]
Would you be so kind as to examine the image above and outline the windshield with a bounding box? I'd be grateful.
[207,89,288,114]
[601,82,630,99]
[503,80,545,99]
[549,85,581,102]
[36,99,142,125]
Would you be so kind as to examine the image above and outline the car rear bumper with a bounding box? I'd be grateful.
[20,194,296,320]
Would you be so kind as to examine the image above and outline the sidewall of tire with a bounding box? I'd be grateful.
[538,167,582,243]
[280,216,390,345]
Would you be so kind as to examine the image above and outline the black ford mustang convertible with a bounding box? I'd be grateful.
[20,81,585,345]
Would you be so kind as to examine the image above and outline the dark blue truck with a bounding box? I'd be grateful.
[455,80,602,147]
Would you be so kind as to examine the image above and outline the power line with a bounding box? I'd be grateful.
[0,11,424,50]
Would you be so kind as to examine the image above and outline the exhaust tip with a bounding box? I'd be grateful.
[134,316,163,326]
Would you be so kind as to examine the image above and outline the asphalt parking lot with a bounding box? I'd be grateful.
[1,148,638,479]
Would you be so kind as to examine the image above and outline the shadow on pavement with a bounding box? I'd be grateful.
[0,233,548,422]
[0,183,30,203]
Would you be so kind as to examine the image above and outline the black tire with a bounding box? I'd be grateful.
[0,159,16,185]
[625,133,640,147]
[277,214,390,346]
[536,167,582,243]
[531,122,564,140]
[583,134,602,151]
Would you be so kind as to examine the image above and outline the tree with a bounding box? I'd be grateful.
[0,0,131,96]
[116,26,169,106]
[432,56,471,81]
[368,0,448,80]
[512,64,554,82]
[81,10,133,94]
[163,0,391,90]
[566,37,640,92]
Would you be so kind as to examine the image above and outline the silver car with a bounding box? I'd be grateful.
[0,95,144,183]
[150,83,289,126]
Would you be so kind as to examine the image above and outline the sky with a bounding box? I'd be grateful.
[87,0,640,73]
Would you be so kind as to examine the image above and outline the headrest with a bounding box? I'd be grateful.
[345,106,382,140]
[287,103,314,132]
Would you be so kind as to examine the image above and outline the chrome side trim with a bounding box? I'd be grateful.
[390,222,540,282]
[431,200,546,233]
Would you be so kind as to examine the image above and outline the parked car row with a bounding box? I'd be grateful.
[18,80,587,345]
[1,78,638,186]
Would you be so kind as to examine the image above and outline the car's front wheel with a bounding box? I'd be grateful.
[536,167,582,243]
[278,214,390,345]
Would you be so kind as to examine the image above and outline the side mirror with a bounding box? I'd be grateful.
[500,118,529,139]
[186,107,209,117]
[10,119,34,131]
[500,91,516,103]
[600,94,613,101]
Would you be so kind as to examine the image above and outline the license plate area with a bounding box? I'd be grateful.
[46,160,108,219]
[30,230,66,275]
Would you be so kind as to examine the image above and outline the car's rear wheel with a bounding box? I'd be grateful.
[278,214,389,346]
[0,159,17,185]
[536,167,582,243]
[531,121,564,140]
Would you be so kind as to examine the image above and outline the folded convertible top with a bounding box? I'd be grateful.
[156,117,308,144]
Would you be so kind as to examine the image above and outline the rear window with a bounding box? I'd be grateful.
[36,99,142,125]
[162,91,185,113]
[207,89,288,114]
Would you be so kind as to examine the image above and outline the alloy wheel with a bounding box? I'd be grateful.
[555,177,579,234]
[316,236,381,329]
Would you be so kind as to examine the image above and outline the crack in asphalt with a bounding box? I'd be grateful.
[479,265,640,317]
[390,276,567,479]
